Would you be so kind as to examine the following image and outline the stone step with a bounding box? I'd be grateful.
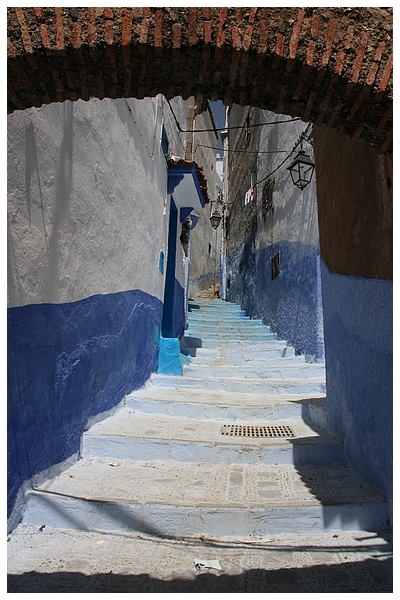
[126,386,327,425]
[181,342,296,360]
[189,299,240,304]
[188,311,247,316]
[187,324,271,333]
[189,355,306,366]
[183,337,292,348]
[186,324,272,337]
[81,409,341,465]
[185,332,278,341]
[22,458,388,536]
[188,305,245,315]
[183,363,325,380]
[188,312,260,319]
[188,317,267,326]
[186,325,273,335]
[7,524,393,593]
[150,373,326,395]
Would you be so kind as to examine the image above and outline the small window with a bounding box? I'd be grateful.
[208,243,212,257]
[225,215,229,237]
[159,251,164,274]
[262,179,274,219]
[161,125,169,160]
[245,115,251,144]
[271,252,280,280]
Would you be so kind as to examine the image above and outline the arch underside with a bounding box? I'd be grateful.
[7,7,392,154]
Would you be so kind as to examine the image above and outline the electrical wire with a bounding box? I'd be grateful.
[253,148,296,189]
[227,124,314,210]
[253,124,314,190]
[165,95,314,209]
[186,117,302,133]
[193,143,288,154]
[160,97,186,155]
[123,98,155,159]
[166,98,301,134]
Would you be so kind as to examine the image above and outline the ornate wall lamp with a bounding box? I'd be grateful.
[287,148,315,190]
[210,209,222,229]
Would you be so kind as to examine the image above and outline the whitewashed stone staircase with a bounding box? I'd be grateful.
[21,299,388,539]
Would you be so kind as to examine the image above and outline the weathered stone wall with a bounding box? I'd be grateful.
[225,105,260,260]
[187,102,222,298]
[225,108,324,359]
[7,7,392,153]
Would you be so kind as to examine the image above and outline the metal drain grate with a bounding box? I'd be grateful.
[220,424,296,438]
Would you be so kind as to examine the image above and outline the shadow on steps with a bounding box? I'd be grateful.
[8,554,392,593]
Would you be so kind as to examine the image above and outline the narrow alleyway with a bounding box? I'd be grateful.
[7,299,392,592]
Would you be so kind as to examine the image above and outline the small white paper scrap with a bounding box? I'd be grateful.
[194,559,222,570]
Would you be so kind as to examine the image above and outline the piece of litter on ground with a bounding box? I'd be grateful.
[109,462,121,467]
[194,559,222,571]
[96,540,105,545]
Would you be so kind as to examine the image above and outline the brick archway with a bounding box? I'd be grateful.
[7,7,392,153]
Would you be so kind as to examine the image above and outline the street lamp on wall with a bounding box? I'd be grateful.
[287,149,315,190]
[210,210,222,229]
[210,207,222,298]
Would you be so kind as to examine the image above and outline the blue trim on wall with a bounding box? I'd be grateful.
[226,236,324,359]
[180,206,194,223]
[320,258,392,518]
[162,198,185,339]
[7,289,162,517]
[157,336,183,375]
[162,199,178,338]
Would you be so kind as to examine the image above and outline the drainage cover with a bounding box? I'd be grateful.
[220,424,296,438]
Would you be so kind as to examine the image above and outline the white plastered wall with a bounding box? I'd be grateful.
[256,110,319,252]
[7,95,188,308]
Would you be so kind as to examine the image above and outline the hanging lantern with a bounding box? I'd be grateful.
[210,210,222,229]
[287,149,315,190]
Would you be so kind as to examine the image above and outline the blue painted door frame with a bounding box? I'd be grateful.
[162,197,178,338]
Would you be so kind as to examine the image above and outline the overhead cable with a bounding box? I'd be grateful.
[227,123,314,210]
[166,98,301,134]
[193,143,288,154]
[253,123,314,190]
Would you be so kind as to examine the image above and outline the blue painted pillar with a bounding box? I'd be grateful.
[159,197,186,375]
[162,198,178,338]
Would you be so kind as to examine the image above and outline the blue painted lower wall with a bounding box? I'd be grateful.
[7,289,162,518]
[226,232,257,318]
[255,242,324,360]
[227,235,324,360]
[320,259,393,519]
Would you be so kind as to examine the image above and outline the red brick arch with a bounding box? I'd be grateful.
[7,7,392,153]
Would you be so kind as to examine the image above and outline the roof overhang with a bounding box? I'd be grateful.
[167,157,209,223]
